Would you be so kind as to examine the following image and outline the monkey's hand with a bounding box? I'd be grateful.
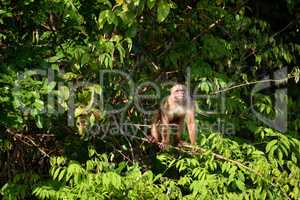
[177,140,188,147]
[158,142,168,150]
[147,135,157,144]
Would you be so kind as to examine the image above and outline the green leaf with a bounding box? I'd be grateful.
[268,145,277,162]
[255,55,262,64]
[47,55,64,63]
[63,72,78,80]
[89,114,95,126]
[291,152,297,163]
[147,0,156,9]
[36,115,43,128]
[53,167,61,180]
[124,38,133,51]
[56,156,65,165]
[43,81,56,92]
[235,179,245,191]
[102,172,122,189]
[58,168,66,181]
[116,43,125,63]
[153,173,162,182]
[58,86,70,100]
[99,10,118,29]
[266,140,277,153]
[98,10,109,29]
[34,99,44,111]
[93,84,102,94]
[75,106,86,117]
[157,0,170,23]
[278,149,283,165]
[81,53,89,66]
[107,11,118,25]
[200,82,210,93]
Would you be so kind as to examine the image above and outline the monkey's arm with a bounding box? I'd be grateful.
[151,124,160,142]
[160,114,170,148]
[151,111,160,142]
[187,110,196,145]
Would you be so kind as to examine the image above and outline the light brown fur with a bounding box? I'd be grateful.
[151,84,196,148]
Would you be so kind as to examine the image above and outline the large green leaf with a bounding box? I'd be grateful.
[157,0,170,22]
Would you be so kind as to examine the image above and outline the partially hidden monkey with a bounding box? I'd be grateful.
[150,84,196,148]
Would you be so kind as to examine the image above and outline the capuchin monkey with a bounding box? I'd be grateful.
[150,84,196,149]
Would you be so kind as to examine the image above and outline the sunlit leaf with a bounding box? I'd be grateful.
[157,0,170,23]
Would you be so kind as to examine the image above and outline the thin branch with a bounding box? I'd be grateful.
[179,143,260,174]
[122,123,179,128]
[272,21,294,38]
[6,129,50,158]
[116,117,136,161]
[209,76,291,95]
[192,17,223,41]
[116,149,133,163]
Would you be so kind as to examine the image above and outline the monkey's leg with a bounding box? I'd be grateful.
[160,116,169,149]
[187,111,196,145]
[161,127,169,149]
[175,119,185,146]
[150,123,160,143]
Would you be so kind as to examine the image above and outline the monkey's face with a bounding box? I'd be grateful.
[171,85,187,103]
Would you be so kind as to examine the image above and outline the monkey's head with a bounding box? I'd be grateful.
[170,84,187,103]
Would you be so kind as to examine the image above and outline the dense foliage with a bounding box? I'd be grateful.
[0,0,299,199]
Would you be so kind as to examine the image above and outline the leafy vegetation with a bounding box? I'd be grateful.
[0,0,299,199]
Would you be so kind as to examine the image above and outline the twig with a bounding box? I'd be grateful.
[272,21,293,38]
[179,143,261,175]
[123,123,179,128]
[14,133,55,137]
[116,117,136,162]
[23,135,50,157]
[6,129,50,158]
[192,17,223,41]
[209,76,290,95]
[116,149,133,163]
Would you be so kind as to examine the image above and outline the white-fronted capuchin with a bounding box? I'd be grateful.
[150,84,196,148]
